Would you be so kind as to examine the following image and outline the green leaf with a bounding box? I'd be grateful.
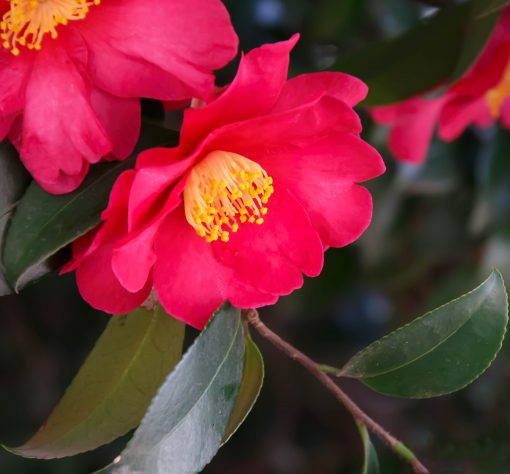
[340,270,508,398]
[333,0,506,106]
[0,141,30,295]
[97,305,245,474]
[357,423,380,474]
[222,334,264,444]
[451,0,509,82]
[7,304,185,458]
[2,124,178,291]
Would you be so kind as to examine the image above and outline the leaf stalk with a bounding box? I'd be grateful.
[244,308,429,474]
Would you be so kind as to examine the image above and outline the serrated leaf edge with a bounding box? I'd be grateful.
[340,270,508,398]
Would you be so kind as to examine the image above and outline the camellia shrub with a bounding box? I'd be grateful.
[0,0,509,473]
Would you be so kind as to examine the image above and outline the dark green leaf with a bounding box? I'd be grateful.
[357,423,380,474]
[7,304,185,458]
[98,305,245,474]
[222,334,264,443]
[0,141,30,295]
[451,0,509,81]
[340,270,508,398]
[2,124,178,291]
[333,0,506,106]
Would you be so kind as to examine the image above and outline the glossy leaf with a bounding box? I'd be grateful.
[333,0,505,106]
[357,423,380,474]
[340,271,508,398]
[8,304,185,458]
[98,305,245,474]
[0,141,30,295]
[2,124,178,291]
[223,334,264,443]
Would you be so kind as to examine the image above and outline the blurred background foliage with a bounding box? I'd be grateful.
[2,0,510,472]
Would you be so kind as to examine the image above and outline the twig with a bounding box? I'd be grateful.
[245,309,429,474]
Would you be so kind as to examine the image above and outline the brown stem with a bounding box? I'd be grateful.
[245,309,429,474]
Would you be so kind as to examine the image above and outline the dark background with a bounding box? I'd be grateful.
[2,0,510,472]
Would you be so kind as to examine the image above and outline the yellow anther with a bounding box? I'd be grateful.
[183,150,274,243]
[1,0,101,55]
[486,54,510,118]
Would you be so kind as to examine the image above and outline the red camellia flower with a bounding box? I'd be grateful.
[0,0,237,193]
[62,36,385,329]
[371,7,510,164]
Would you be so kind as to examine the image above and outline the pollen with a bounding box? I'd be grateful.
[1,0,100,55]
[183,150,274,243]
[486,56,510,119]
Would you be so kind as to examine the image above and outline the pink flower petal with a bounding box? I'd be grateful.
[204,94,363,157]
[181,36,299,151]
[439,96,493,140]
[90,87,141,160]
[62,170,135,273]
[373,97,445,164]
[113,176,186,292]
[0,50,32,132]
[112,224,158,294]
[214,185,323,295]
[128,156,193,231]
[76,240,152,314]
[20,43,111,193]
[153,208,280,329]
[500,99,510,128]
[272,71,368,112]
[251,134,384,247]
[153,209,234,329]
[79,0,238,100]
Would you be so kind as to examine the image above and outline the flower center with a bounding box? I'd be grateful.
[485,57,510,119]
[1,0,100,55]
[183,150,274,243]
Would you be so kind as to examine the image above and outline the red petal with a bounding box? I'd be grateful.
[252,134,384,247]
[272,71,368,112]
[20,43,111,193]
[79,0,238,100]
[76,240,152,314]
[90,88,141,159]
[180,36,299,151]
[153,208,279,329]
[214,185,323,294]
[372,97,445,164]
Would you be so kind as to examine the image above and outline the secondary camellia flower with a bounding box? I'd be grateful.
[0,0,237,193]
[63,36,385,329]
[371,7,510,164]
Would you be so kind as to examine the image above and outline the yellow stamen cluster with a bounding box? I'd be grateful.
[1,0,100,56]
[183,150,274,243]
[486,56,510,118]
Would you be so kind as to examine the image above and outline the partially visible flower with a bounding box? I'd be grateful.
[0,0,237,193]
[63,36,385,329]
[371,7,510,164]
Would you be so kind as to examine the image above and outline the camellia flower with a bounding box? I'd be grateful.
[0,0,237,193]
[371,7,510,164]
[62,36,385,329]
